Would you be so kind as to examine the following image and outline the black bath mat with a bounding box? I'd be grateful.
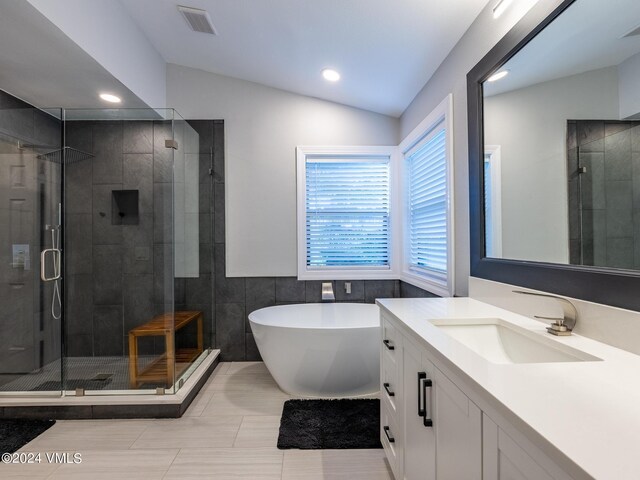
[277,399,382,449]
[0,419,56,454]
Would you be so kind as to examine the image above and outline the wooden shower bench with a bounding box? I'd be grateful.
[128,311,204,388]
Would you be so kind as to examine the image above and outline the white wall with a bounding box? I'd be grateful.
[399,0,540,296]
[484,67,620,263]
[27,0,166,108]
[166,64,399,277]
[619,52,640,120]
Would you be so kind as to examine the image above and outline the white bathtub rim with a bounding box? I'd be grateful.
[248,302,380,330]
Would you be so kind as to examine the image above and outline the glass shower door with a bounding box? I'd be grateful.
[0,106,64,395]
[62,108,178,394]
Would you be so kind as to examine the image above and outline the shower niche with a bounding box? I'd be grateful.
[111,190,139,225]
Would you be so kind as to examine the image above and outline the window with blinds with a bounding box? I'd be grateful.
[305,158,391,268]
[406,124,448,278]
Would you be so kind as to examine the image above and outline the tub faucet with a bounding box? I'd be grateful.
[513,290,577,336]
[321,282,335,302]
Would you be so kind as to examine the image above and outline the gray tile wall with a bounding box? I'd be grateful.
[218,276,436,362]
[65,119,214,357]
[568,120,640,269]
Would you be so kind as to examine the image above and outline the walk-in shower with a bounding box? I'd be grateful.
[0,93,213,400]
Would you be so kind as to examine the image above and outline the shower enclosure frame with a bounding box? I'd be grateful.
[0,105,211,398]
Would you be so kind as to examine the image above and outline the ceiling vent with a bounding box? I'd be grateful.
[177,5,217,35]
[622,23,640,38]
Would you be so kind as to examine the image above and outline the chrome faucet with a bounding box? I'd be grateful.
[321,282,335,302]
[513,290,577,336]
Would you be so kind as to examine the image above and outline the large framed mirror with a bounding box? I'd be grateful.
[468,0,640,311]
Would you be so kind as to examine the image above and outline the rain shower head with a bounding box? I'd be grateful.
[36,146,94,165]
[19,142,94,164]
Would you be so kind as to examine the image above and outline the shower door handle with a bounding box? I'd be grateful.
[40,248,61,281]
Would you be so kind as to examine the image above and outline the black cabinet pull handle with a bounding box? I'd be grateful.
[383,339,395,350]
[417,372,426,416]
[383,382,395,397]
[383,425,395,443]
[422,377,433,427]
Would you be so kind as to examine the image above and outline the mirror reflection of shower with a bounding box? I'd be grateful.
[567,120,640,269]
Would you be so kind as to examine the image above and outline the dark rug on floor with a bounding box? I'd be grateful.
[34,379,112,391]
[277,399,382,449]
[0,419,55,454]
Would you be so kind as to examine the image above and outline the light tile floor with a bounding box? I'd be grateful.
[2,362,393,479]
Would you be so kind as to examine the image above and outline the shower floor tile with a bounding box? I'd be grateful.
[0,356,158,392]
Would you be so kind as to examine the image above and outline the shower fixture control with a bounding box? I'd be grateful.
[11,244,30,270]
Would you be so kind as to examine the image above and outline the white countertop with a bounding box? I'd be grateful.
[376,297,640,480]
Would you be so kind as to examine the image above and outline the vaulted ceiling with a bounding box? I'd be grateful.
[119,0,489,116]
[1,0,491,116]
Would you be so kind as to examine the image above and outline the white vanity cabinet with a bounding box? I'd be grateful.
[376,297,640,479]
[430,362,482,479]
[381,312,482,480]
[380,314,404,479]
[402,336,435,480]
[482,415,574,480]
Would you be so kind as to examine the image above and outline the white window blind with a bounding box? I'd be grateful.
[407,125,447,276]
[305,158,390,268]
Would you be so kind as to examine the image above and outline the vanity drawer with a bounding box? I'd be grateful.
[381,398,402,480]
[381,354,400,411]
[381,314,400,358]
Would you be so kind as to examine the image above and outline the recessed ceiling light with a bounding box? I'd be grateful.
[322,68,340,82]
[492,0,514,19]
[487,70,509,82]
[99,93,121,103]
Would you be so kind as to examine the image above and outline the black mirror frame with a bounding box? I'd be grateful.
[467,0,640,312]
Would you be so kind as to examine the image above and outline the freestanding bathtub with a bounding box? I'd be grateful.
[248,303,380,398]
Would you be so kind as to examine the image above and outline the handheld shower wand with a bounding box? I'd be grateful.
[50,225,61,320]
[41,203,62,320]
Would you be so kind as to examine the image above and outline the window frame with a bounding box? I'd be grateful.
[296,145,400,280]
[399,94,455,297]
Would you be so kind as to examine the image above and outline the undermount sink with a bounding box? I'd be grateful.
[430,318,601,364]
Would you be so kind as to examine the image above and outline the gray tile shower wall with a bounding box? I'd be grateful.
[190,119,438,361]
[64,119,214,357]
[0,90,60,147]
